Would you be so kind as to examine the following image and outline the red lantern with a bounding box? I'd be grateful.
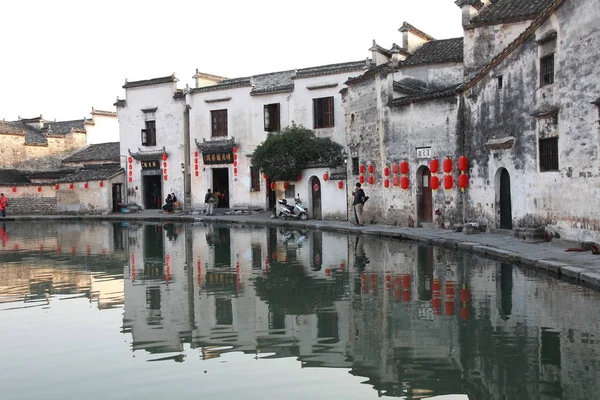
[458,174,469,191]
[443,157,453,173]
[458,156,468,172]
[99,181,103,187]
[12,187,16,192]
[392,176,400,186]
[129,177,133,183]
[368,164,374,174]
[37,187,42,192]
[162,162,167,168]
[164,175,168,181]
[400,161,409,175]
[194,151,199,157]
[234,153,238,161]
[233,167,238,175]
[194,164,199,170]
[233,146,238,153]
[430,158,439,174]
[392,163,399,174]
[400,176,409,190]
[55,184,59,190]
[431,175,440,190]
[194,157,198,164]
[359,175,365,184]
[337,181,343,189]
[323,172,329,181]
[359,165,365,174]
[384,179,390,188]
[368,176,375,185]
[69,183,74,190]
[444,175,453,190]
[162,153,168,161]
[163,169,167,175]
[195,171,199,177]
[263,173,268,179]
[128,156,133,163]
[384,167,390,177]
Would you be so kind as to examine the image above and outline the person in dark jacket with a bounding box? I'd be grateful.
[351,183,366,225]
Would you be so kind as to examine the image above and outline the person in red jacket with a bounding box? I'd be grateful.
[0,193,7,218]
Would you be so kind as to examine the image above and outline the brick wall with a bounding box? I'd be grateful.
[2,195,57,216]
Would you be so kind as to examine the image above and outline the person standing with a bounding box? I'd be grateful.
[0,193,8,218]
[352,183,366,226]
[204,189,217,215]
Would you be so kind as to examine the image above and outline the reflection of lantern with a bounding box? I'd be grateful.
[392,176,400,186]
[384,167,390,177]
[368,164,374,174]
[368,176,374,185]
[460,287,470,302]
[400,176,409,190]
[431,175,440,190]
[162,153,168,161]
[359,164,365,174]
[430,158,439,174]
[443,157,452,173]
[460,306,470,320]
[458,156,468,172]
[400,160,409,175]
[445,301,455,316]
[337,181,343,189]
[392,163,399,174]
[458,174,469,191]
[444,175,453,190]
[37,187,42,192]
[359,175,365,184]
[432,298,442,315]
[384,179,390,188]
[323,172,329,181]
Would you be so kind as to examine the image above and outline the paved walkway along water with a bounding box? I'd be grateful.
[5,210,600,291]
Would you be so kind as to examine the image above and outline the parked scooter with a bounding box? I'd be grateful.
[278,195,309,220]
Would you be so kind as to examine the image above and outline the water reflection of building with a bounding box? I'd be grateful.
[0,221,126,308]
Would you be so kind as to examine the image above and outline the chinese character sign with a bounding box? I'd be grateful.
[416,147,432,159]
[203,152,234,165]
[141,160,160,170]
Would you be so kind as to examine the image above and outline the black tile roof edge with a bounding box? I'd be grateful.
[192,71,229,82]
[91,108,117,117]
[128,146,167,161]
[190,79,253,93]
[591,97,600,106]
[114,99,126,108]
[194,137,237,151]
[55,166,124,183]
[345,64,394,86]
[393,81,428,94]
[293,60,369,79]
[123,74,178,89]
[250,84,295,96]
[390,85,461,106]
[460,0,566,92]
[399,37,464,66]
[398,22,436,41]
[329,172,347,180]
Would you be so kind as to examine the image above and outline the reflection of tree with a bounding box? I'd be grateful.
[253,261,347,315]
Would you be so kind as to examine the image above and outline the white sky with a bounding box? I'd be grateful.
[0,0,463,121]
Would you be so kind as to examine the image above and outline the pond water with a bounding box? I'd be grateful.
[0,220,599,400]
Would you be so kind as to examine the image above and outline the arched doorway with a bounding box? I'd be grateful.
[496,168,512,229]
[310,176,322,220]
[416,166,433,223]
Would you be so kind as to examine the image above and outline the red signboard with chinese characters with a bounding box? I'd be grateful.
[203,152,234,164]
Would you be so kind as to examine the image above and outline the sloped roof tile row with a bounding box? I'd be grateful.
[468,0,556,27]
[63,142,120,163]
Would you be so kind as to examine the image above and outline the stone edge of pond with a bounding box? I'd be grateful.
[5,213,600,292]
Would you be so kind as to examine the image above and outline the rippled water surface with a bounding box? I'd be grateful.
[0,220,599,400]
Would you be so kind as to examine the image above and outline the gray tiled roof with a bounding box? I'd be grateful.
[123,74,177,89]
[63,142,120,163]
[401,38,464,66]
[191,77,253,93]
[469,0,556,27]
[345,64,395,85]
[129,146,167,162]
[394,78,428,94]
[0,121,47,145]
[295,60,368,79]
[390,84,461,106]
[56,164,123,183]
[0,169,31,184]
[250,70,296,95]
[24,170,76,180]
[195,137,237,153]
[44,119,86,135]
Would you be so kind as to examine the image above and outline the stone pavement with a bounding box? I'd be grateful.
[4,209,600,291]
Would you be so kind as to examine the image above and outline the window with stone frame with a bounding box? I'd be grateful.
[141,120,156,146]
[250,166,261,192]
[538,34,556,87]
[264,103,280,132]
[211,109,228,137]
[285,184,295,199]
[351,157,360,175]
[538,113,559,172]
[313,96,334,128]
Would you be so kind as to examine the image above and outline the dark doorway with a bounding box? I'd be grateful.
[311,176,322,220]
[212,168,229,208]
[143,175,162,209]
[497,263,513,319]
[499,168,512,229]
[417,245,434,301]
[112,183,122,213]
[417,166,433,223]
[310,231,323,271]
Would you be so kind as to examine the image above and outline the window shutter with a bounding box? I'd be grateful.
[264,105,270,131]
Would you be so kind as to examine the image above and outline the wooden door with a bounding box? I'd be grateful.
[418,167,433,223]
